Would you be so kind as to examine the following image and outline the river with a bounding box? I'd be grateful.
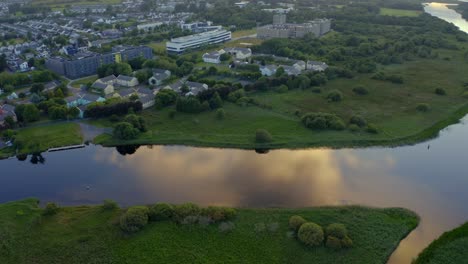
[1,4,468,264]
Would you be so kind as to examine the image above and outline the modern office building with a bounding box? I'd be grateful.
[166,29,231,54]
[46,46,152,79]
[258,16,331,39]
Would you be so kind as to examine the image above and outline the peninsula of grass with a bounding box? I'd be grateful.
[0,123,82,158]
[415,222,468,264]
[0,198,419,264]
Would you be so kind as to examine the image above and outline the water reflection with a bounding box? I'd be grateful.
[424,2,468,33]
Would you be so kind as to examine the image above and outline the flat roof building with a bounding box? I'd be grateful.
[166,29,231,54]
[258,17,331,39]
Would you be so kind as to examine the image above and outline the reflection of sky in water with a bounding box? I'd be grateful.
[424,2,468,33]
[2,117,468,263]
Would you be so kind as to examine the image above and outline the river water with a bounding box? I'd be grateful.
[0,3,467,264]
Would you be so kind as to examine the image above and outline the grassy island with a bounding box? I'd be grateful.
[415,222,468,264]
[0,199,418,264]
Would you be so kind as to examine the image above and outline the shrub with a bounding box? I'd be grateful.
[275,85,288,93]
[102,199,118,210]
[326,223,348,239]
[435,88,446,95]
[268,222,280,232]
[168,110,176,119]
[173,203,200,222]
[349,124,360,132]
[298,222,324,247]
[326,236,342,249]
[255,129,273,143]
[342,235,353,248]
[201,206,236,222]
[119,206,149,233]
[416,103,430,112]
[113,122,139,140]
[311,88,322,93]
[463,91,468,98]
[198,216,214,227]
[352,86,369,95]
[218,221,235,233]
[43,202,59,216]
[301,112,345,131]
[326,90,343,102]
[216,108,225,120]
[148,203,174,221]
[349,115,367,127]
[366,123,379,134]
[289,215,307,230]
[254,222,266,233]
[181,215,200,225]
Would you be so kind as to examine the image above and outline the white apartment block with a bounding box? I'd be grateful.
[166,29,232,53]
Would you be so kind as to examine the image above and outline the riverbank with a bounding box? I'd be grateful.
[414,222,468,264]
[0,198,419,264]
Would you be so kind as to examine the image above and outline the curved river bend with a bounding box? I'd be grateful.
[1,3,468,264]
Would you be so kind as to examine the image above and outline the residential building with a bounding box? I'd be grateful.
[0,104,16,126]
[202,52,221,64]
[166,29,232,53]
[65,94,105,108]
[180,21,221,33]
[234,1,249,8]
[97,75,117,85]
[260,65,278,76]
[115,75,139,87]
[137,22,164,32]
[139,94,155,109]
[282,65,301,76]
[273,13,286,25]
[307,61,329,72]
[164,81,209,96]
[221,47,252,59]
[91,81,115,96]
[148,69,171,86]
[46,46,153,79]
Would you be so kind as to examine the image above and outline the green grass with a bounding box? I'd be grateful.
[0,123,83,158]
[379,8,422,17]
[231,28,257,38]
[93,49,468,149]
[415,222,468,264]
[70,75,98,88]
[31,0,121,8]
[0,199,419,264]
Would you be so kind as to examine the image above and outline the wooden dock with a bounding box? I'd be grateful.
[48,144,86,152]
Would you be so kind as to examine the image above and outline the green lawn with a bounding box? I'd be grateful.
[0,199,419,264]
[415,222,468,264]
[379,8,422,17]
[94,49,468,149]
[70,75,98,88]
[231,28,257,39]
[0,123,83,158]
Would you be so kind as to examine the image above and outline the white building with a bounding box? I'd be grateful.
[137,22,164,31]
[202,52,221,64]
[221,47,252,60]
[166,29,232,54]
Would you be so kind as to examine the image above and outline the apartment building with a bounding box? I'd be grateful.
[166,29,231,54]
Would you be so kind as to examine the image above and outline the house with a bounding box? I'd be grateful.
[139,94,155,109]
[44,81,60,92]
[7,92,19,100]
[18,60,29,72]
[293,60,306,71]
[0,104,17,126]
[118,88,138,98]
[307,61,328,72]
[148,69,171,86]
[91,81,115,96]
[77,105,87,119]
[115,75,139,87]
[65,94,105,108]
[164,81,209,96]
[202,52,221,64]
[97,75,117,85]
[65,95,82,108]
[222,47,252,59]
[260,65,278,76]
[283,65,301,76]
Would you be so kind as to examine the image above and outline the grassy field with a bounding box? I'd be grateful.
[70,75,98,88]
[379,8,422,17]
[415,222,468,264]
[94,49,468,149]
[32,0,121,8]
[0,198,419,264]
[0,123,82,158]
[231,28,257,38]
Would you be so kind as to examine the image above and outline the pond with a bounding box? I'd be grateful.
[424,2,468,33]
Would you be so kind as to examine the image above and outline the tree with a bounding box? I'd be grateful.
[0,54,6,72]
[49,106,68,120]
[20,104,40,123]
[113,122,139,140]
[255,129,273,143]
[220,53,231,61]
[67,107,80,119]
[30,83,45,94]
[155,89,178,109]
[275,67,285,77]
[209,92,223,109]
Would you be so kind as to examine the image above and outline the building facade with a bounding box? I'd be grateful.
[166,29,231,54]
[46,46,153,79]
[257,18,331,39]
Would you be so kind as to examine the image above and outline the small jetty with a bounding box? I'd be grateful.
[48,144,85,152]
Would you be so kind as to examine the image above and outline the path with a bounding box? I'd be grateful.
[78,122,112,142]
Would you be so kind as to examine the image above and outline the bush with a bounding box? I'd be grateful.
[341,235,353,248]
[255,129,273,143]
[201,206,236,222]
[216,108,225,120]
[326,236,342,249]
[463,91,468,98]
[168,110,176,119]
[301,113,345,130]
[275,85,288,93]
[311,88,322,93]
[435,88,446,95]
[349,115,367,127]
[326,90,343,102]
[366,123,379,134]
[43,202,59,216]
[218,221,235,233]
[289,215,307,231]
[352,86,369,95]
[416,103,430,112]
[298,222,324,247]
[119,206,149,233]
[113,122,140,140]
[148,203,174,221]
[349,124,360,132]
[326,223,348,239]
[173,203,200,222]
[102,199,118,210]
